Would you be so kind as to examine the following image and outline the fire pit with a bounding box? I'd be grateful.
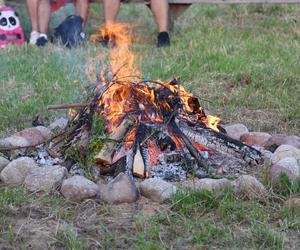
[47,24,262,181]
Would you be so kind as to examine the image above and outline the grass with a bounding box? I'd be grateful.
[1,3,300,136]
[54,225,87,250]
[0,2,300,249]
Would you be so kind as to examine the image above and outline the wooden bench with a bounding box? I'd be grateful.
[90,0,300,30]
[7,0,300,30]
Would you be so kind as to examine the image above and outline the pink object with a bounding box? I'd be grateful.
[0,6,24,47]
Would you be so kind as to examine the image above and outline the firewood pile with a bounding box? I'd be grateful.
[47,75,263,181]
[43,23,263,181]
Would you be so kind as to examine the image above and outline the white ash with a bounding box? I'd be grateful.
[69,163,85,176]
[252,145,273,160]
[34,145,62,166]
[149,164,187,182]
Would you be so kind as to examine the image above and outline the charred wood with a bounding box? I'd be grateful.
[179,121,262,165]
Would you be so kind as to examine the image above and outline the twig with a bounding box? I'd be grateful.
[47,103,90,110]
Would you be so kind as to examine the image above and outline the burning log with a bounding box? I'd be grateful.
[133,146,145,177]
[179,121,262,165]
[94,118,133,165]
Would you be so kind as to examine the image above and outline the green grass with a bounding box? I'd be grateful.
[0,2,300,249]
[0,186,29,208]
[54,225,87,250]
[1,3,300,136]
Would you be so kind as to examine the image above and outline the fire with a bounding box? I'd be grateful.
[94,23,220,133]
[101,23,139,79]
[202,115,220,132]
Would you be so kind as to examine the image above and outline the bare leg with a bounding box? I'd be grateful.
[75,0,89,28]
[103,0,120,26]
[150,0,168,32]
[38,0,50,34]
[27,0,39,31]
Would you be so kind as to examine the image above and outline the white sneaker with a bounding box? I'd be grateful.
[29,31,40,45]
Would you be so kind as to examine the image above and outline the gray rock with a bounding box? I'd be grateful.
[252,145,273,160]
[49,118,69,131]
[0,156,10,172]
[0,136,30,148]
[24,165,67,192]
[271,144,300,165]
[270,157,300,183]
[34,126,53,139]
[60,175,100,201]
[224,123,249,140]
[232,175,267,200]
[139,178,177,202]
[14,127,48,145]
[263,134,300,151]
[0,126,52,151]
[182,178,231,197]
[0,157,38,186]
[240,132,272,146]
[97,173,138,204]
[284,197,300,211]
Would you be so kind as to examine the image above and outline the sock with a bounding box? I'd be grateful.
[29,31,40,45]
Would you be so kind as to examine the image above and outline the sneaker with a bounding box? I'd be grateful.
[36,34,48,47]
[157,32,170,48]
[29,31,40,45]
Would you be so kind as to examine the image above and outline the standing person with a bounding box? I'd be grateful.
[0,0,5,8]
[102,0,170,48]
[27,0,89,46]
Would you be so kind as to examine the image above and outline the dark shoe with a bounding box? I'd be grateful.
[101,33,116,48]
[157,32,170,48]
[36,35,48,47]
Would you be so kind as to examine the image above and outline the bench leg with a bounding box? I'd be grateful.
[168,4,191,31]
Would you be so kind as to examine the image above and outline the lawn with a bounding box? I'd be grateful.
[0,2,300,249]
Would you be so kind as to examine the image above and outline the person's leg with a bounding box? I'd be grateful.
[75,0,89,27]
[36,0,50,46]
[27,0,39,31]
[38,0,50,34]
[150,0,170,47]
[150,0,168,32]
[103,0,120,27]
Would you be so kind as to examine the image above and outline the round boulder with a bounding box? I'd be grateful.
[0,157,38,186]
[0,156,10,172]
[232,175,267,200]
[224,123,249,140]
[240,132,272,146]
[139,178,177,203]
[97,173,139,204]
[24,165,67,192]
[60,175,100,201]
[263,134,300,151]
[271,144,300,165]
[270,157,300,183]
[182,178,231,197]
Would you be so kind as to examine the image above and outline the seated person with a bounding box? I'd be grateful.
[27,0,88,46]
[103,0,170,48]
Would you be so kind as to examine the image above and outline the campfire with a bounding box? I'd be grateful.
[49,24,262,181]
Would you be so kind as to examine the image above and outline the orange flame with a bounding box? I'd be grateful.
[202,115,220,132]
[94,23,220,133]
[102,23,139,80]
